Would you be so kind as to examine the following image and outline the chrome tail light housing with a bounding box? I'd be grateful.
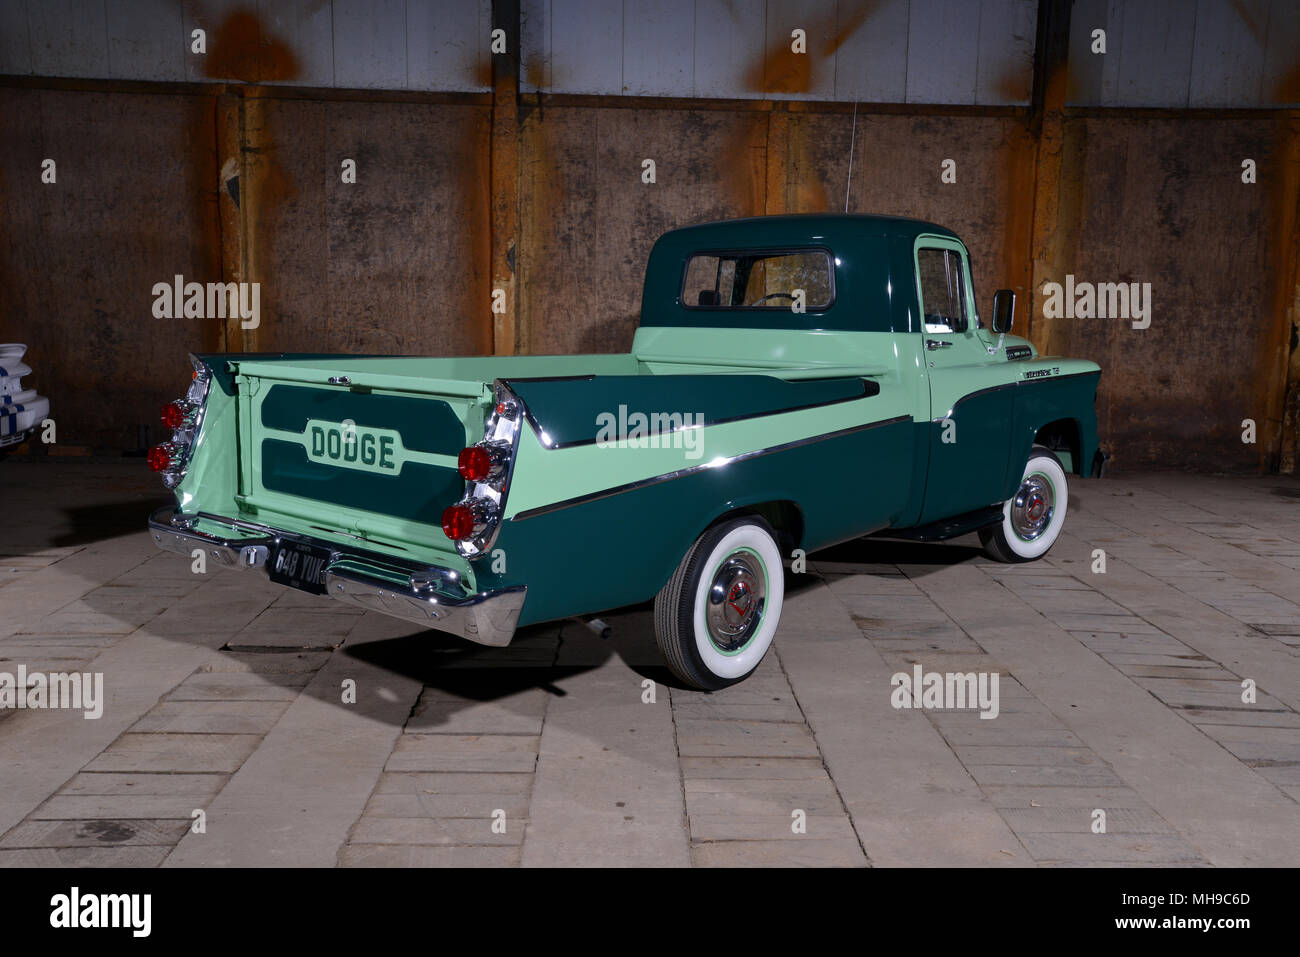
[443,380,522,558]
[148,354,211,489]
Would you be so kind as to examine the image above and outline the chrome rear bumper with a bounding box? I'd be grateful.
[147,507,525,647]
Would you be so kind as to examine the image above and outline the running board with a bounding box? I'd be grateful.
[877,505,1005,542]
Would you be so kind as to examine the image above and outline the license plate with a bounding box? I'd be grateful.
[268,541,331,595]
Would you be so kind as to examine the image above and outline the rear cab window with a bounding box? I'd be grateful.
[682,249,834,311]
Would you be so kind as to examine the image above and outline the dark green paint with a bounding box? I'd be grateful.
[260,384,467,456]
[260,439,462,525]
[506,374,875,447]
[918,371,1101,523]
[1009,371,1101,480]
[918,387,1016,523]
[482,418,915,626]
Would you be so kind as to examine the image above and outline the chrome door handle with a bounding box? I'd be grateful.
[926,339,952,351]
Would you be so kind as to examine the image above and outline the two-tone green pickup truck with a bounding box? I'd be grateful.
[147,214,1103,690]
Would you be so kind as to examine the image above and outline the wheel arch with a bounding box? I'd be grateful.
[1007,370,1101,489]
[703,499,805,557]
[1032,418,1083,475]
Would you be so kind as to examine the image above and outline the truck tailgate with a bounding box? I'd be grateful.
[230,358,489,556]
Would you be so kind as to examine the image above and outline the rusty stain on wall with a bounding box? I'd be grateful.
[200,9,301,84]
[462,108,495,357]
[994,62,1034,104]
[491,37,521,356]
[1230,0,1300,105]
[784,115,830,212]
[744,1,874,95]
[185,92,224,356]
[1028,55,1072,351]
[718,115,768,215]
[997,121,1036,316]
[238,92,297,353]
[201,10,303,352]
[515,105,558,355]
[215,93,244,351]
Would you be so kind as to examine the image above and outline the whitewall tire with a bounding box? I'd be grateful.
[979,446,1069,563]
[654,516,785,691]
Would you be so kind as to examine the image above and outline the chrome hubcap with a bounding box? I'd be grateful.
[1011,473,1055,542]
[706,551,766,653]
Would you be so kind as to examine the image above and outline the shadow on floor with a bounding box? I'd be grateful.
[50,497,173,548]
[811,536,984,574]
[342,604,694,698]
[252,538,986,703]
[341,624,593,701]
[65,530,989,718]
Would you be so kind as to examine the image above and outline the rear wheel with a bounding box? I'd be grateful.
[979,446,1069,563]
[653,517,785,691]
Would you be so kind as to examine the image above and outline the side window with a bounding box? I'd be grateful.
[917,247,968,333]
[682,250,833,309]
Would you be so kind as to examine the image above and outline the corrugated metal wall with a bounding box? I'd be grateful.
[4,0,1296,106]
[1067,0,1300,108]
[0,0,493,90]
[519,0,1037,103]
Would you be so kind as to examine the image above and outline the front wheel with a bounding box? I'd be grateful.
[979,446,1069,563]
[653,516,785,691]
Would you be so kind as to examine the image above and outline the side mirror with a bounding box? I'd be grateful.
[697,290,719,306]
[991,289,1015,334]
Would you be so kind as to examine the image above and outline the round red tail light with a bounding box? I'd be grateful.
[458,445,492,482]
[161,401,189,430]
[441,504,476,541]
[147,444,175,472]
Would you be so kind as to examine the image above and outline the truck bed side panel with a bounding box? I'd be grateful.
[507,374,877,447]
[483,415,913,626]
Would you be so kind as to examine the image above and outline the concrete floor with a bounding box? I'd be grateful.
[1,462,1298,867]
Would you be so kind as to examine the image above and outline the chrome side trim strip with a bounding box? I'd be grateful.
[512,415,912,522]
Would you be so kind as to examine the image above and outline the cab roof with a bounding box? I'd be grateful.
[656,213,960,250]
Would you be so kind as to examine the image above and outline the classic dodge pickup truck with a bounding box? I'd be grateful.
[147,214,1103,690]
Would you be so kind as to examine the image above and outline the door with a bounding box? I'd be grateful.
[914,237,1015,523]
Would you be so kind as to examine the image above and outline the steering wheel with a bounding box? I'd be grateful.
[748,292,797,306]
